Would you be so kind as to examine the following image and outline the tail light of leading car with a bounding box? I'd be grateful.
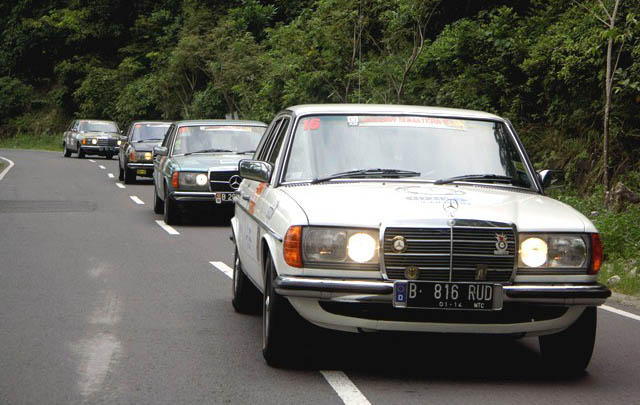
[588,233,603,275]
[284,226,303,268]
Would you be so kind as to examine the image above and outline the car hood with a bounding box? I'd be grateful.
[130,140,162,152]
[281,182,595,233]
[172,153,248,171]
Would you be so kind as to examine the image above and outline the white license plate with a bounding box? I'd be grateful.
[215,192,235,204]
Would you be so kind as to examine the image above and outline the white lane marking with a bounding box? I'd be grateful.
[98,165,106,170]
[155,220,179,235]
[116,183,126,189]
[88,159,96,163]
[0,156,15,181]
[601,305,640,322]
[129,196,144,205]
[108,173,114,178]
[210,261,233,278]
[320,371,371,405]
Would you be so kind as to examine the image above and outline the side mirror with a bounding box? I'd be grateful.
[239,159,273,183]
[538,169,564,189]
[153,146,168,156]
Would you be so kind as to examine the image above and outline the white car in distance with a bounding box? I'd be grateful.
[231,104,610,373]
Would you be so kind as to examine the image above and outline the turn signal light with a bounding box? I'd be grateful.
[589,233,603,274]
[171,172,179,189]
[82,138,87,145]
[284,226,303,268]
[130,151,135,161]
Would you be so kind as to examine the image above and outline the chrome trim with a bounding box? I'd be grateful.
[173,191,215,196]
[234,198,284,242]
[448,221,454,281]
[127,163,153,169]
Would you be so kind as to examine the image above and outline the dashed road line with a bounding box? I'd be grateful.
[209,261,233,278]
[0,156,15,181]
[88,159,96,163]
[601,305,640,322]
[108,173,114,178]
[155,220,179,235]
[129,196,144,205]
[320,371,371,405]
[116,183,126,189]
[98,165,106,170]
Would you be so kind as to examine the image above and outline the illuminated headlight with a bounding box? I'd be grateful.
[117,139,122,146]
[91,138,98,145]
[144,152,152,160]
[178,172,209,189]
[519,234,588,268]
[302,227,378,264]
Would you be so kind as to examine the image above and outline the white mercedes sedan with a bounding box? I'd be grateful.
[230,104,610,373]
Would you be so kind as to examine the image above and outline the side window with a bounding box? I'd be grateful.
[255,119,282,161]
[162,125,175,147]
[72,121,79,131]
[266,118,290,165]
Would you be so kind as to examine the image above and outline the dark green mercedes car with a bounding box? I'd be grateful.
[153,120,267,225]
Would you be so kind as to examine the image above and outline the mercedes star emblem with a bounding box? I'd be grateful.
[229,175,242,190]
[443,199,459,216]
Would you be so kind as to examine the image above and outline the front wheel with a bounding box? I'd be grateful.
[232,247,261,314]
[153,185,164,214]
[77,145,85,159]
[63,143,71,157]
[163,187,179,225]
[539,306,597,376]
[105,154,113,160]
[123,165,135,184]
[118,162,124,181]
[262,254,304,367]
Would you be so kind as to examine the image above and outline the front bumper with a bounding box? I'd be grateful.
[274,276,611,306]
[127,162,153,170]
[80,145,119,155]
[170,190,236,203]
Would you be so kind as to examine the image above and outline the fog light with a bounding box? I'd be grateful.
[520,237,548,267]
[347,233,376,263]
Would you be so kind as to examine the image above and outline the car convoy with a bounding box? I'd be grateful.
[62,105,611,374]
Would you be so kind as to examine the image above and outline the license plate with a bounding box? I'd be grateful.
[136,169,147,175]
[393,281,502,311]
[215,192,235,204]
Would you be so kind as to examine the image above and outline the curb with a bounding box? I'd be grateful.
[609,291,640,310]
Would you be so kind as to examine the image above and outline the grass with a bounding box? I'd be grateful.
[0,132,62,151]
[553,185,640,297]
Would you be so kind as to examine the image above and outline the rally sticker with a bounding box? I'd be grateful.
[303,118,320,131]
[200,126,254,131]
[351,116,466,131]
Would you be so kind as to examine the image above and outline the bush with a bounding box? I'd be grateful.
[0,76,34,125]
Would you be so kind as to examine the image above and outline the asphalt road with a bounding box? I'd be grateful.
[1,149,639,404]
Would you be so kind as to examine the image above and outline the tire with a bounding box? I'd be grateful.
[63,143,71,157]
[123,165,136,184]
[232,246,261,314]
[539,306,597,376]
[153,185,164,214]
[77,145,85,159]
[105,154,113,160]
[118,161,124,181]
[163,186,179,225]
[262,253,303,367]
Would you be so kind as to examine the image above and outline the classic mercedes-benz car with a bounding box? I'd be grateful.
[153,120,267,225]
[62,119,122,159]
[230,104,611,372]
[118,121,171,183]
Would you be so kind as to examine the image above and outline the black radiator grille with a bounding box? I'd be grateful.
[97,138,116,146]
[209,170,238,192]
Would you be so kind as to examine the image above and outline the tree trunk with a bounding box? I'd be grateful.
[603,35,612,190]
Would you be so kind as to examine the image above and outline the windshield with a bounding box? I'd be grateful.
[80,121,119,133]
[172,125,266,155]
[283,115,534,188]
[132,123,170,141]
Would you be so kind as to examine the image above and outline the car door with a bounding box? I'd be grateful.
[154,124,175,197]
[70,121,81,150]
[63,120,74,149]
[237,115,291,286]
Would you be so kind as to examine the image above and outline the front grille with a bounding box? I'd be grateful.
[97,138,116,146]
[209,170,238,192]
[383,223,516,283]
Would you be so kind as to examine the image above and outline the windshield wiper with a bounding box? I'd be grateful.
[135,138,163,142]
[434,174,515,185]
[183,148,233,156]
[311,168,421,184]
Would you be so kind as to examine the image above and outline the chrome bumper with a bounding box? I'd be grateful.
[80,145,118,153]
[170,191,235,203]
[274,276,611,306]
[127,162,153,169]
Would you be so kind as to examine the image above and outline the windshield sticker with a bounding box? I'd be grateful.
[148,124,170,128]
[200,126,253,131]
[303,118,320,131]
[135,124,141,128]
[347,116,359,126]
[178,127,188,133]
[354,116,466,131]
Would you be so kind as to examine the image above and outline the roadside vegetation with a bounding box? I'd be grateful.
[0,0,638,294]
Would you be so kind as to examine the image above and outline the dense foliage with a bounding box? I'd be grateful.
[1,0,639,190]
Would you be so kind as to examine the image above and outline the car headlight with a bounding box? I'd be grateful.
[117,139,122,146]
[91,138,98,145]
[133,151,152,161]
[178,172,209,189]
[299,227,379,266]
[518,234,588,269]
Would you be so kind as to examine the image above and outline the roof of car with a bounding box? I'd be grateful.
[77,119,118,124]
[283,104,503,120]
[130,120,172,125]
[174,119,267,127]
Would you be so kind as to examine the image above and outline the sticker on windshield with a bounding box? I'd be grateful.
[352,116,466,131]
[302,118,320,131]
[347,116,359,126]
[200,126,254,131]
[148,124,170,128]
